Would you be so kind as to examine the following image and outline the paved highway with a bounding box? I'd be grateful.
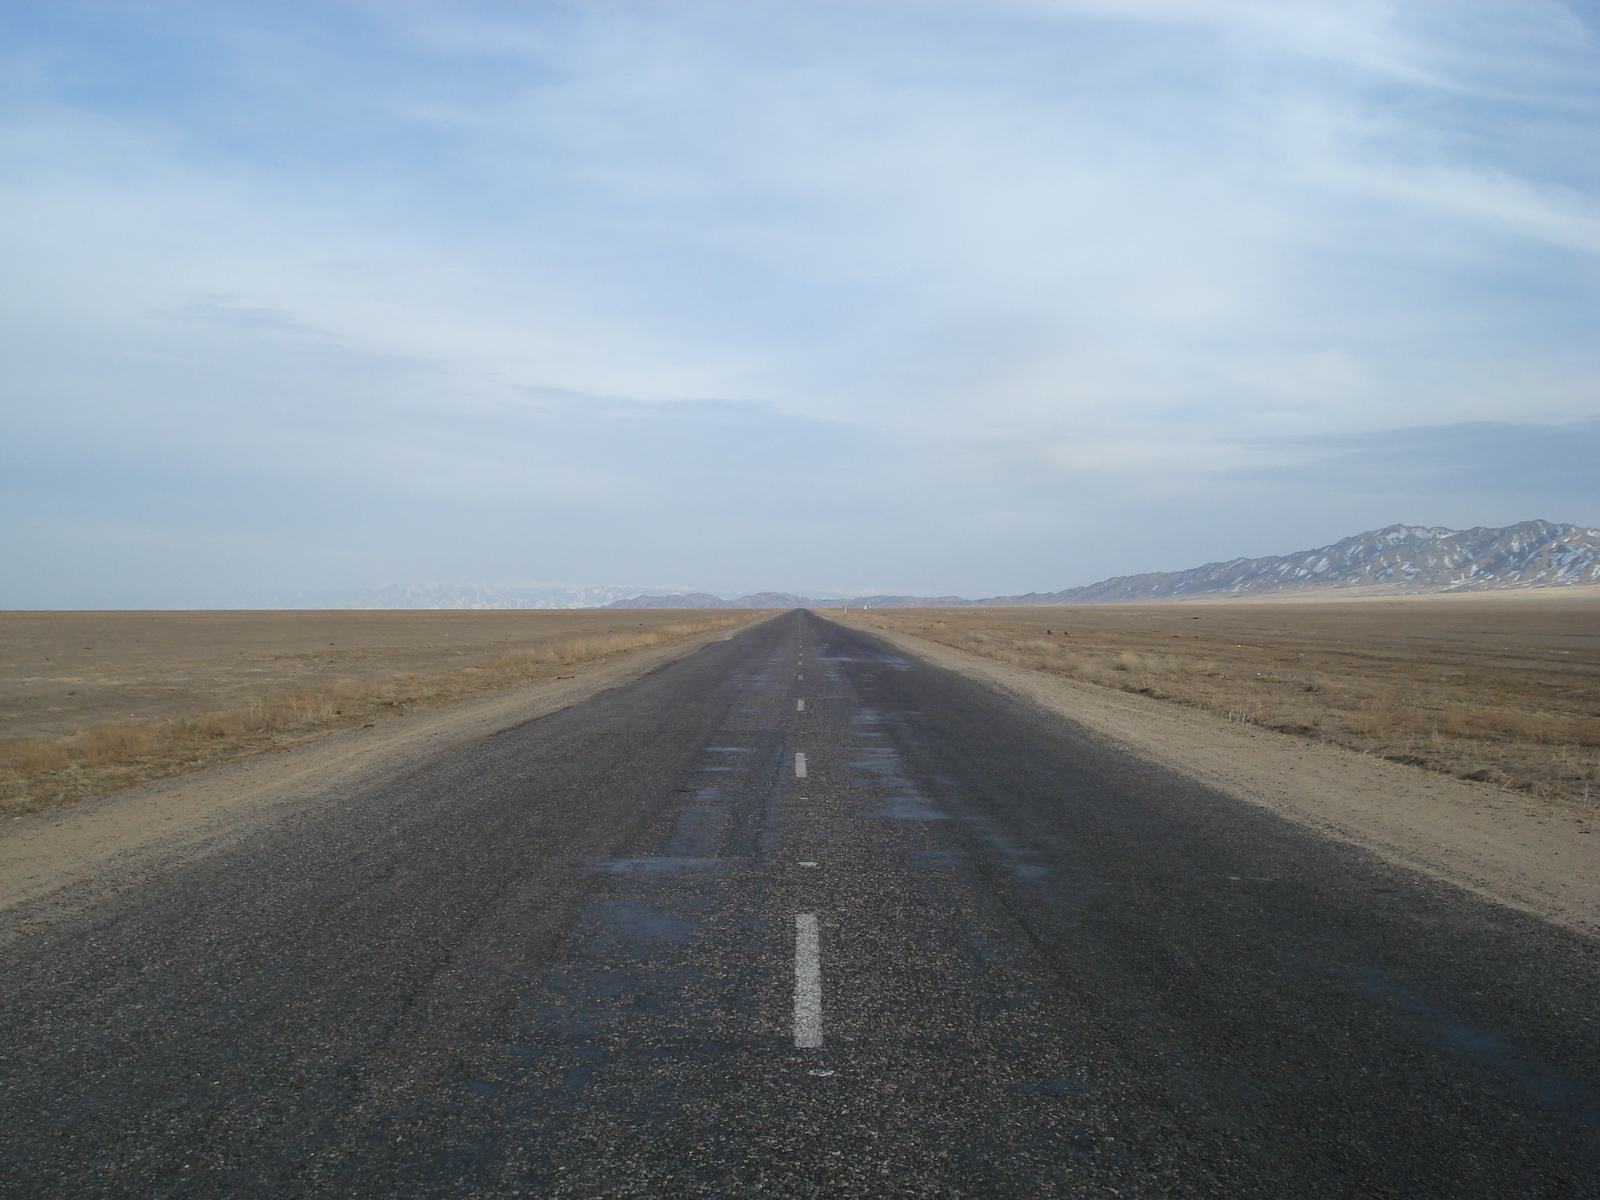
[3,610,1598,1197]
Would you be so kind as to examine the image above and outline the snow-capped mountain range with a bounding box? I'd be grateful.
[606,520,1600,608]
[259,521,1600,610]
[978,520,1600,605]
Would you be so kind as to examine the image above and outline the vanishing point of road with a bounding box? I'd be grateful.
[3,611,1597,1197]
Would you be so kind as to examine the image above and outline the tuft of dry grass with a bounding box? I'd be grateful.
[0,616,752,815]
[846,603,1600,812]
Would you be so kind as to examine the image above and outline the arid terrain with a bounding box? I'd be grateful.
[0,609,762,813]
[842,589,1600,811]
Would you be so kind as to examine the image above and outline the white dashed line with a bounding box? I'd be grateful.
[796,698,805,712]
[794,752,807,778]
[794,913,823,1048]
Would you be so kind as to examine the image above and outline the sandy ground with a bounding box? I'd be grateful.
[0,621,761,942]
[846,620,1600,940]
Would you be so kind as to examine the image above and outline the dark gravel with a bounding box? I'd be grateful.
[2,610,1597,1198]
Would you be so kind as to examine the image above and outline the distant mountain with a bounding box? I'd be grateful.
[604,591,819,609]
[262,521,1600,612]
[265,583,672,610]
[843,594,971,608]
[602,590,973,609]
[975,520,1600,605]
[604,521,1600,609]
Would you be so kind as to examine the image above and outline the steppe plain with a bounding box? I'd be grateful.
[0,609,756,813]
[844,588,1600,809]
[4,593,1598,935]
[5,593,1598,818]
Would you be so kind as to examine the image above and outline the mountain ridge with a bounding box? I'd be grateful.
[262,583,671,610]
[988,520,1600,605]
[603,520,1600,609]
[243,520,1600,610]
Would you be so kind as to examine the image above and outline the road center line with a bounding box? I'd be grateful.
[794,913,823,1048]
[794,752,807,778]
[796,698,805,712]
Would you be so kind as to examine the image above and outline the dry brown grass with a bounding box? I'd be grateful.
[0,615,754,815]
[844,598,1600,811]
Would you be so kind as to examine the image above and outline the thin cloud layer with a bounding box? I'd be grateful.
[1,0,1596,605]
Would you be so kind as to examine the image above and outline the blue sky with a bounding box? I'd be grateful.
[2,0,1597,605]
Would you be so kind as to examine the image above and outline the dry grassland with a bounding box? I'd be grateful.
[0,609,762,814]
[844,593,1600,810]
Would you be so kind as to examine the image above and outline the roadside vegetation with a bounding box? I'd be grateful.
[845,603,1600,812]
[0,617,752,815]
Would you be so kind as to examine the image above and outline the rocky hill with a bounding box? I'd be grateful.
[600,521,1600,609]
[603,592,811,609]
[267,583,665,610]
[978,520,1600,605]
[328,521,1595,612]
[603,591,971,609]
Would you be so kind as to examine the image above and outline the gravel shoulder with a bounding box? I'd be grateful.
[848,620,1600,938]
[0,623,756,940]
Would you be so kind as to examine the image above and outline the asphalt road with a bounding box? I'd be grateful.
[3,610,1598,1198]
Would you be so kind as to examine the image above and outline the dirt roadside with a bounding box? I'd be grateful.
[0,621,762,942]
[844,620,1600,939]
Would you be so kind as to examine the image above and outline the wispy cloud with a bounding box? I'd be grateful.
[1,0,1595,603]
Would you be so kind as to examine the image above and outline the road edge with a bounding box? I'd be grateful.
[834,617,1600,940]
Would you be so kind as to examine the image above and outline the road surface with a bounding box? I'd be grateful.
[3,610,1597,1197]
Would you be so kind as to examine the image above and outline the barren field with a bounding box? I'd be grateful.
[843,590,1600,810]
[0,609,762,813]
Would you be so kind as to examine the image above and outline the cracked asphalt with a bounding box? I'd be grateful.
[2,610,1598,1197]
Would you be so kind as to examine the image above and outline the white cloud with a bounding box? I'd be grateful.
[0,0,1595,602]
